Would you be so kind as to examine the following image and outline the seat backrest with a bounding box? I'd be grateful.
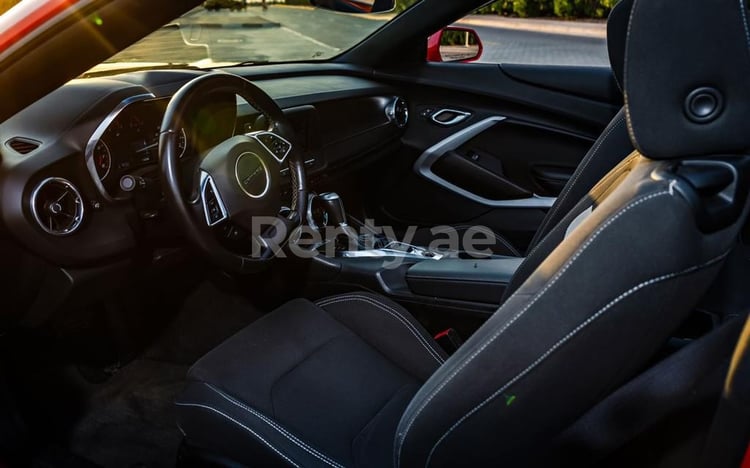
[507,0,635,298]
[395,0,750,466]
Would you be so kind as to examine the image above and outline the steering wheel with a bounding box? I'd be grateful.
[159,73,307,273]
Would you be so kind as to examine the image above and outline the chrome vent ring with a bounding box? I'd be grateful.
[31,177,85,236]
[387,97,409,128]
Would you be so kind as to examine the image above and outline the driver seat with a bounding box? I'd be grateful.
[175,0,750,466]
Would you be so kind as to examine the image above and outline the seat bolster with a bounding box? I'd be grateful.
[395,158,743,467]
[316,292,447,381]
[176,381,344,468]
[527,109,632,253]
[505,150,639,301]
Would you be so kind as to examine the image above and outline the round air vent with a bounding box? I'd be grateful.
[31,178,85,236]
[387,97,409,128]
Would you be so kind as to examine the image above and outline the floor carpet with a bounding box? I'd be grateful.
[67,359,187,468]
[63,280,263,467]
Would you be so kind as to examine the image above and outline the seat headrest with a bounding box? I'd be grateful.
[606,0,634,90]
[624,0,750,160]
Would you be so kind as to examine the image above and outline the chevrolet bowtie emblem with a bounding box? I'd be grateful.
[243,166,264,186]
[235,152,270,199]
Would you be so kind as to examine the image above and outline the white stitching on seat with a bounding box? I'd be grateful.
[395,189,670,467]
[423,250,730,466]
[317,295,445,364]
[316,294,445,364]
[175,401,300,467]
[520,148,638,301]
[622,0,641,143]
[608,0,627,92]
[203,383,344,468]
[530,114,626,252]
[738,0,750,54]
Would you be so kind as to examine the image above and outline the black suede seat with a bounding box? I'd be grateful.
[177,293,445,467]
[176,0,750,466]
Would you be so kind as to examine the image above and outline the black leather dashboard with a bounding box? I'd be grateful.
[0,67,405,267]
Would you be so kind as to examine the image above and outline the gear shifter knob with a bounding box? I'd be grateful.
[318,192,348,227]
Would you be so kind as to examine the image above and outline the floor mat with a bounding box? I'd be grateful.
[66,280,263,467]
[68,359,187,468]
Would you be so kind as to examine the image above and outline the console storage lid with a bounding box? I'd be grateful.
[406,257,523,305]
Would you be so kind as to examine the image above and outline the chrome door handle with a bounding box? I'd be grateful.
[431,109,472,126]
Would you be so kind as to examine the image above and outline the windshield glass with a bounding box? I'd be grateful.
[80,1,408,75]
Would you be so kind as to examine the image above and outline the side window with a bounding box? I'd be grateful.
[427,0,615,66]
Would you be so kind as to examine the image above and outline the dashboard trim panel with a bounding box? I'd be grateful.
[84,93,156,202]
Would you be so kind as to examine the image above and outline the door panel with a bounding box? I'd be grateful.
[370,63,621,252]
[501,64,622,103]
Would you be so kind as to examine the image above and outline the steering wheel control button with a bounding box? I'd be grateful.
[200,172,228,227]
[685,87,724,123]
[256,133,291,162]
[205,185,223,224]
[235,152,271,199]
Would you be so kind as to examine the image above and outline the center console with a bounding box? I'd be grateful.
[302,192,522,315]
[405,257,523,304]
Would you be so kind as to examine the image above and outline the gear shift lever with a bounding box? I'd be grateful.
[318,192,348,228]
[318,192,358,248]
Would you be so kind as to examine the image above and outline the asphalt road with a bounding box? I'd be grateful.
[467,24,608,66]
[106,6,609,69]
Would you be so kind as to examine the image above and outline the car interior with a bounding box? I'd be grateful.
[1,0,750,466]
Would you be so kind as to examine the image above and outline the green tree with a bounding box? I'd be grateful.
[394,0,419,13]
[475,0,515,16]
[553,0,618,18]
[512,0,553,17]
[471,0,620,18]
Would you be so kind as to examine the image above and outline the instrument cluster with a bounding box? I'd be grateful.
[86,96,187,200]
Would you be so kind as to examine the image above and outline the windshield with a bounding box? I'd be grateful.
[81,1,406,75]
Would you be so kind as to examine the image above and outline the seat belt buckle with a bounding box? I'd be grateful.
[434,328,463,355]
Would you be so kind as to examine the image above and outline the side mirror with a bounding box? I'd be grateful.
[427,27,483,63]
[310,0,395,14]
